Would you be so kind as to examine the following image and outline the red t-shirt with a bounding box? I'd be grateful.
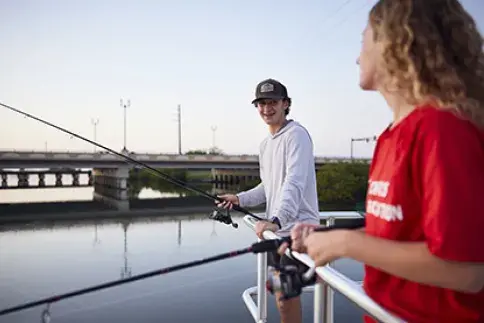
[363,105,484,323]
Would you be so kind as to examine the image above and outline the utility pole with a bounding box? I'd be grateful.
[91,118,99,152]
[350,136,377,159]
[120,99,130,153]
[211,125,217,149]
[177,104,182,155]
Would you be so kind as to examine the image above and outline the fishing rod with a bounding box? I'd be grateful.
[0,238,283,319]
[0,102,264,226]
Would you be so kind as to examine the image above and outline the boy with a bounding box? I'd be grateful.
[218,78,320,323]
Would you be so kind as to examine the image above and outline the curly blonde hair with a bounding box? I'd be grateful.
[369,0,484,128]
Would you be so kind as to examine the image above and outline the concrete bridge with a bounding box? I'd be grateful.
[0,150,369,169]
[0,150,370,211]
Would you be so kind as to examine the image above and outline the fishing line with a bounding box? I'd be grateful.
[0,102,264,224]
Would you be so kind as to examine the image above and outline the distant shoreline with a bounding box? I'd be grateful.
[0,205,242,224]
[0,196,361,225]
[0,197,267,224]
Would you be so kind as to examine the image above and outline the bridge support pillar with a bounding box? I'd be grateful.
[1,173,7,188]
[88,171,93,185]
[17,172,29,187]
[72,173,80,186]
[55,173,63,187]
[211,168,260,188]
[92,167,130,211]
[38,173,46,187]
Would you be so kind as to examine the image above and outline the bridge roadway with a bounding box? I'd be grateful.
[0,150,370,169]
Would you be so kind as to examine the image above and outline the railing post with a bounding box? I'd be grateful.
[256,238,267,322]
[323,282,332,323]
[314,281,326,323]
[324,217,335,323]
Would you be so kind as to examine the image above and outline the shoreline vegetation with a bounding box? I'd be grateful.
[130,161,370,212]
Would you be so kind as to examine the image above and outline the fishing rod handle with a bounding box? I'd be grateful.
[279,217,366,245]
[314,217,365,232]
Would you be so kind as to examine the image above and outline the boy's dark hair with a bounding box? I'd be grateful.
[284,98,292,115]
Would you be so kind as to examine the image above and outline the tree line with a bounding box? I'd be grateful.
[129,161,370,210]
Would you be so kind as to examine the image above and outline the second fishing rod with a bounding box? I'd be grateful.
[0,220,366,318]
[0,102,264,225]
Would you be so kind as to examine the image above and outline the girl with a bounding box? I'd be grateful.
[281,0,484,322]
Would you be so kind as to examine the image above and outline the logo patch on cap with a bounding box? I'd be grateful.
[260,83,274,93]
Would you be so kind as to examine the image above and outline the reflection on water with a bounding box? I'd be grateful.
[0,213,365,323]
[0,214,259,323]
[0,173,249,204]
[0,187,179,204]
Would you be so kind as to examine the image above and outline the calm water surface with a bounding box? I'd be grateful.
[0,188,366,323]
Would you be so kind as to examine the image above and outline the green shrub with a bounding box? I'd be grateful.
[316,162,369,205]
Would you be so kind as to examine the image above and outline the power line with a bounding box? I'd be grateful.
[309,0,356,32]
[320,0,354,25]
[326,1,372,31]
[301,0,368,46]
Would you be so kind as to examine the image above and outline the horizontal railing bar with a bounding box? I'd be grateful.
[242,287,261,323]
[317,211,365,219]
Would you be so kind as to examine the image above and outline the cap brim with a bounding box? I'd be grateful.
[251,95,285,104]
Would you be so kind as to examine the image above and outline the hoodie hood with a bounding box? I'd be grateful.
[271,119,298,139]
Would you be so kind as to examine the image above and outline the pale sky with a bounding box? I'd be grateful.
[1,0,483,158]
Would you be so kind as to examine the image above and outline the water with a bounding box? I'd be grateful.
[0,184,366,323]
[0,213,366,323]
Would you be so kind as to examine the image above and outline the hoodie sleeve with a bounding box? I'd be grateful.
[275,127,314,227]
[236,182,266,207]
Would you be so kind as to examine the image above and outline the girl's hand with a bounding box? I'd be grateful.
[303,230,350,266]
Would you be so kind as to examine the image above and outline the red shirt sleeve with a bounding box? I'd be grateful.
[416,111,484,262]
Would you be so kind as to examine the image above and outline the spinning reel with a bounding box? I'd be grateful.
[265,263,317,300]
[208,207,238,228]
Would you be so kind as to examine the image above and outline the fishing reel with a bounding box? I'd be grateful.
[266,263,316,300]
[208,207,238,228]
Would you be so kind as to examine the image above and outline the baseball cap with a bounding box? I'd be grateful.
[251,78,290,104]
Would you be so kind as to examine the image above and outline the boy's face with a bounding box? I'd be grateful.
[256,99,287,125]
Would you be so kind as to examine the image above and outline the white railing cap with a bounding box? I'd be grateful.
[319,211,364,219]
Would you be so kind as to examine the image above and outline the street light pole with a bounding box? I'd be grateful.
[177,104,182,155]
[91,118,99,152]
[350,136,377,159]
[211,125,217,149]
[120,99,130,153]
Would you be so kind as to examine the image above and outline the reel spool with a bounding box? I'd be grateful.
[266,264,317,300]
[208,207,238,228]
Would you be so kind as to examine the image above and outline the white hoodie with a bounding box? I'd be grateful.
[237,120,320,235]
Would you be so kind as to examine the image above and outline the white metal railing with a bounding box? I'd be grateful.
[242,211,405,323]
